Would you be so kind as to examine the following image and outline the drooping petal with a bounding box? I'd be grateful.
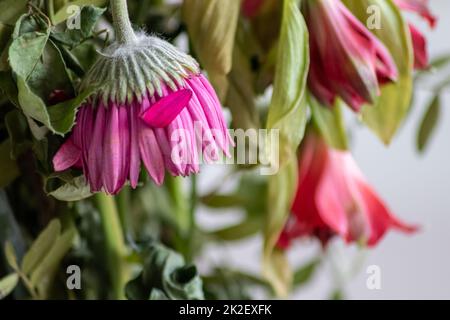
[394,0,437,27]
[409,24,429,69]
[315,152,353,239]
[278,131,417,249]
[139,125,165,185]
[129,100,142,188]
[353,177,418,247]
[53,138,82,172]
[86,104,105,192]
[140,89,192,128]
[102,104,127,194]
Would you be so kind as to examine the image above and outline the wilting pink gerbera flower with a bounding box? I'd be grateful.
[277,131,417,249]
[53,34,232,195]
[394,0,437,69]
[302,0,398,112]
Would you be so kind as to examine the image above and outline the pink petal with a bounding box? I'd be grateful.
[409,24,429,69]
[140,89,192,128]
[139,126,165,185]
[129,100,143,188]
[102,105,128,194]
[394,0,437,27]
[86,105,105,192]
[315,152,353,238]
[354,177,418,247]
[53,137,81,172]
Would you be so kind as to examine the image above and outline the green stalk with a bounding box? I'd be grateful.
[110,0,137,44]
[166,176,190,235]
[116,187,131,240]
[45,0,55,24]
[94,193,128,299]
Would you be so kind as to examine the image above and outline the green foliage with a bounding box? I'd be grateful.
[309,96,348,150]
[0,0,442,302]
[183,0,240,99]
[417,96,440,152]
[264,0,309,297]
[125,243,204,300]
[0,273,19,299]
[0,140,20,188]
[51,6,106,48]
[3,219,76,299]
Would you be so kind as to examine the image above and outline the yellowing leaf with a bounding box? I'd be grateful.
[266,0,309,164]
[4,241,19,271]
[309,96,348,150]
[0,273,19,299]
[30,227,76,290]
[183,0,240,99]
[21,219,61,275]
[263,0,309,297]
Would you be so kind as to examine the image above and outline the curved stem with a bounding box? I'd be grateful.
[94,193,128,299]
[110,0,137,44]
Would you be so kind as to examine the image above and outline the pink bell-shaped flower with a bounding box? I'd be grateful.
[277,131,417,248]
[303,0,398,112]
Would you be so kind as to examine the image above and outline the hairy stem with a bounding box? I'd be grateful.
[110,0,137,44]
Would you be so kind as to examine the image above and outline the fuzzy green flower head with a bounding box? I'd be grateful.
[80,32,200,105]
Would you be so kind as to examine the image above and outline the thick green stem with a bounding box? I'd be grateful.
[110,0,137,44]
[45,0,55,24]
[94,193,128,299]
[166,176,190,234]
[116,187,131,240]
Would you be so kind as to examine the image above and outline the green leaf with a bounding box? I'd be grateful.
[0,71,19,107]
[9,31,49,79]
[225,23,261,131]
[0,140,20,188]
[22,39,74,105]
[126,243,204,300]
[209,219,262,242]
[47,85,100,134]
[16,70,95,136]
[201,194,245,208]
[47,175,93,201]
[51,5,106,48]
[266,0,309,165]
[5,110,32,158]
[0,0,28,25]
[9,15,87,134]
[309,95,348,150]
[293,259,320,286]
[343,0,414,144]
[417,96,440,152]
[0,273,19,299]
[4,241,19,271]
[263,160,297,297]
[0,23,13,71]
[183,0,240,99]
[263,0,309,297]
[53,0,108,25]
[21,219,61,275]
[30,227,76,289]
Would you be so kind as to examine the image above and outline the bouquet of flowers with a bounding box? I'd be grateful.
[0,0,446,300]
